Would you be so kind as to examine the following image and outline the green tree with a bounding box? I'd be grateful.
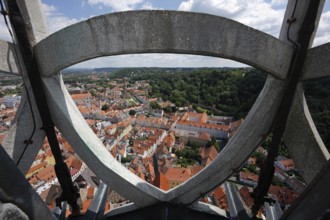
[150,101,161,109]
[164,106,172,113]
[129,109,136,116]
[101,104,109,111]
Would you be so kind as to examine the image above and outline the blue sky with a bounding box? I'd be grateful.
[1,0,329,68]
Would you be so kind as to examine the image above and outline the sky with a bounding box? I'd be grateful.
[0,0,329,68]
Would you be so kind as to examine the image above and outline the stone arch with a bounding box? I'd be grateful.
[35,11,293,79]
[1,8,329,215]
[37,11,294,206]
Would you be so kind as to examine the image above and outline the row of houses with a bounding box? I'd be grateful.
[174,112,243,139]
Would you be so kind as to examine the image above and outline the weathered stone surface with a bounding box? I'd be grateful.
[1,0,47,174]
[2,90,45,175]
[279,0,329,185]
[34,11,299,207]
[302,43,330,80]
[36,9,330,207]
[35,11,293,79]
[105,203,139,217]
[283,84,330,184]
[2,1,328,217]
[16,0,48,44]
[0,203,29,220]
[190,202,227,217]
[104,202,227,220]
[0,40,19,75]
[278,0,325,43]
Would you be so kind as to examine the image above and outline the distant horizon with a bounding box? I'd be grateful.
[64,66,252,71]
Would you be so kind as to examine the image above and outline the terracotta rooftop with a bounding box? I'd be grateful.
[71,93,92,100]
[153,172,170,191]
[177,120,229,131]
[239,171,259,183]
[36,165,56,181]
[239,186,254,208]
[27,161,47,175]
[269,185,299,206]
[164,167,191,183]
[199,132,211,140]
[199,146,218,166]
[63,141,74,154]
[65,155,82,170]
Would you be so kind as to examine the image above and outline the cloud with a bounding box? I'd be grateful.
[87,0,144,12]
[178,0,330,46]
[0,3,79,42]
[178,0,285,37]
[271,0,287,6]
[314,10,330,46]
[141,2,158,10]
[42,3,82,34]
[73,53,246,68]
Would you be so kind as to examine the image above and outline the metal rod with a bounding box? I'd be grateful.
[251,0,323,216]
[6,0,80,215]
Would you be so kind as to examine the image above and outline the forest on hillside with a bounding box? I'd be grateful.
[304,76,330,149]
[112,68,329,149]
[117,68,266,118]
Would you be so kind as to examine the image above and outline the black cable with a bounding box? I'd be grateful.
[6,0,80,214]
[286,0,300,48]
[251,0,321,216]
[251,0,300,214]
[0,0,37,166]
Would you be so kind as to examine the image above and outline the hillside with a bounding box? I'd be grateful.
[110,68,329,149]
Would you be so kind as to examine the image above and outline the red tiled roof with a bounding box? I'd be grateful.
[87,187,94,199]
[199,132,211,140]
[36,165,56,181]
[65,155,82,170]
[82,199,92,213]
[63,141,74,154]
[117,118,132,128]
[164,167,191,183]
[269,185,298,206]
[153,173,170,191]
[71,93,91,100]
[230,118,244,130]
[213,186,226,201]
[239,186,254,207]
[191,166,203,176]
[199,146,218,163]
[79,107,92,115]
[177,120,229,131]
[239,171,259,182]
[27,161,47,174]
